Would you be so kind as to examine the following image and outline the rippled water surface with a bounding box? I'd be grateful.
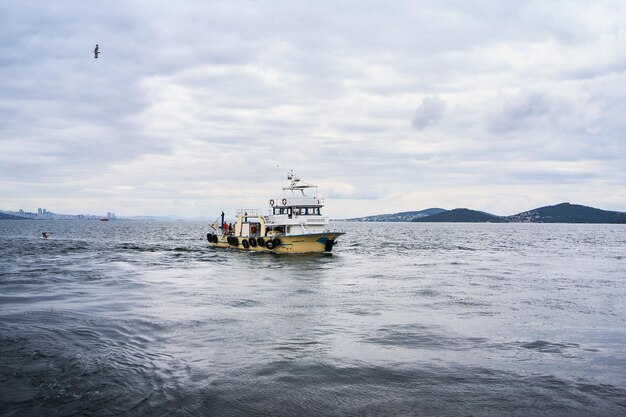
[1,220,625,416]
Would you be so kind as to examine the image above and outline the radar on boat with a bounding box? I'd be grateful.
[287,171,300,183]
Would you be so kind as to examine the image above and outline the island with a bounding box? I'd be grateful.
[345,203,626,224]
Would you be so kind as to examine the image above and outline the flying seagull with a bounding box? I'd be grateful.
[94,44,100,59]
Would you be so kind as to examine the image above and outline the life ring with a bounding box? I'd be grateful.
[249,237,257,247]
[257,237,265,247]
[242,239,249,249]
[270,199,275,206]
[282,198,287,206]
[265,240,275,249]
[274,238,282,247]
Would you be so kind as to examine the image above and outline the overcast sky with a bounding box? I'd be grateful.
[1,0,625,218]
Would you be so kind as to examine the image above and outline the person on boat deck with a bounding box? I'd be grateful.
[223,222,228,231]
[228,223,233,234]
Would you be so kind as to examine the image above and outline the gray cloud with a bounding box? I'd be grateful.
[412,96,447,130]
[489,91,550,132]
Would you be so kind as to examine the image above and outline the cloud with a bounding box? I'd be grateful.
[488,91,550,132]
[411,96,447,130]
[0,1,625,217]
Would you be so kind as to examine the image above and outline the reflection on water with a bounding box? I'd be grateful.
[1,220,625,416]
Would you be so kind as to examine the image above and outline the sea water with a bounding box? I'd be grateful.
[1,220,625,416]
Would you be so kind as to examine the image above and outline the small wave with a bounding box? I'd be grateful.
[228,299,262,308]
[293,288,317,295]
[0,278,48,286]
[273,339,326,356]
[413,289,439,297]
[451,297,491,307]
[344,308,381,316]
[432,295,491,308]
[171,246,202,253]
[115,243,147,251]
[364,324,488,350]
[518,340,580,354]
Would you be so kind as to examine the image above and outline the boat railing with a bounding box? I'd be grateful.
[236,209,262,217]
[270,197,325,207]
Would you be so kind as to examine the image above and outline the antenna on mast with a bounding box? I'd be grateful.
[287,170,300,188]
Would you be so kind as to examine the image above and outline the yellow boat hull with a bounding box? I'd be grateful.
[208,232,344,253]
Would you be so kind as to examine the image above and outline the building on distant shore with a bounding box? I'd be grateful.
[0,208,101,220]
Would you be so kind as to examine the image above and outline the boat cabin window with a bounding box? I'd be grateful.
[267,225,286,235]
[273,207,319,215]
[292,207,321,215]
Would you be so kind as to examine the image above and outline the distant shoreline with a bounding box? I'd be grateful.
[342,203,626,224]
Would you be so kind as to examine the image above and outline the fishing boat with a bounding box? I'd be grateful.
[207,171,344,253]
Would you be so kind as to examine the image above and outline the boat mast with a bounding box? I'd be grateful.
[284,170,317,196]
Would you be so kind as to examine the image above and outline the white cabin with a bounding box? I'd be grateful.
[264,171,329,236]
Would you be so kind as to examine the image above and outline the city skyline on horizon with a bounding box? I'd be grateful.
[1,207,117,220]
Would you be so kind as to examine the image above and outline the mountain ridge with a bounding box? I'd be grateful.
[346,203,626,224]
[504,202,626,224]
[413,208,507,223]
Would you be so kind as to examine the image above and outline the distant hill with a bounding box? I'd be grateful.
[506,203,626,224]
[413,208,506,223]
[0,212,26,220]
[344,208,447,222]
[347,202,626,224]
